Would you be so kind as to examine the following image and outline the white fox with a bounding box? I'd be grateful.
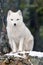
[6,10,34,53]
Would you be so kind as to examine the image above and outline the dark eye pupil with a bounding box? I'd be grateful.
[17,19,19,20]
[11,19,13,21]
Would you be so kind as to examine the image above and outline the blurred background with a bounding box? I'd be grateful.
[0,0,43,54]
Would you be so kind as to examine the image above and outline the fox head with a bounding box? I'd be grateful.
[7,10,23,27]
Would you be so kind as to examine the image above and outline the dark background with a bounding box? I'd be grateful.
[0,0,43,54]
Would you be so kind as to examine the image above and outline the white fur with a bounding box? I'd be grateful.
[6,10,34,52]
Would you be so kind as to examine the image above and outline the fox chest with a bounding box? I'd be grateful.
[7,26,25,43]
[10,29,24,43]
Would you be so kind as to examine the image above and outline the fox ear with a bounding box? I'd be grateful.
[18,10,22,15]
[8,10,12,16]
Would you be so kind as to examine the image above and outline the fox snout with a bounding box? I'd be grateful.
[14,23,16,26]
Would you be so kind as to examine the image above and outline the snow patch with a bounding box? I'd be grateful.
[29,51,43,58]
[5,51,43,58]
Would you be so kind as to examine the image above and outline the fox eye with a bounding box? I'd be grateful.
[11,19,13,21]
[17,19,19,21]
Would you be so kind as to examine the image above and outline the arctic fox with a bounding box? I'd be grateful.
[6,10,34,52]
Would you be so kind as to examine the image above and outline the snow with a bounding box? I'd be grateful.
[5,51,43,58]
[5,52,26,58]
[29,51,43,58]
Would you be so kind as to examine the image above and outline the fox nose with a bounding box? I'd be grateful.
[14,23,16,26]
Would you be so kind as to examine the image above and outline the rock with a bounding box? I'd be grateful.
[0,31,11,55]
[0,53,43,65]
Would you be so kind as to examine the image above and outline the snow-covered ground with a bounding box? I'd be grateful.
[5,51,43,58]
[29,51,43,58]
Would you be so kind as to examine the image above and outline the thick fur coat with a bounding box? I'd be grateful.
[6,10,34,52]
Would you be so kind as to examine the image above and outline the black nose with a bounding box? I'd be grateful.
[14,23,16,26]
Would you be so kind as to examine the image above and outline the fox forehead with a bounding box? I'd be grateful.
[7,10,22,18]
[9,13,20,19]
[7,10,23,22]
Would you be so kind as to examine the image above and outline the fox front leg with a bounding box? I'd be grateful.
[11,39,17,52]
[18,38,24,52]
